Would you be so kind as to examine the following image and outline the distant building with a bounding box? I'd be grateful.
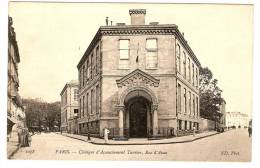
[77,9,201,138]
[219,100,226,126]
[7,16,26,139]
[60,80,79,133]
[226,112,249,128]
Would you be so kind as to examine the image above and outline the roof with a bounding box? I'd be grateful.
[77,24,201,69]
[60,80,79,96]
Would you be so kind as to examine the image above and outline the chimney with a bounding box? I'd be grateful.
[129,9,146,25]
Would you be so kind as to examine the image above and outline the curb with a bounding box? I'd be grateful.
[90,132,220,145]
[59,133,90,143]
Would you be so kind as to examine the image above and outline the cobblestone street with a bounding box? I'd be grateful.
[11,129,251,161]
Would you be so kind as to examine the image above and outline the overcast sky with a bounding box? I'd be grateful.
[9,2,253,116]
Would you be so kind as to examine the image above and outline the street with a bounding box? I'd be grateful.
[11,129,251,161]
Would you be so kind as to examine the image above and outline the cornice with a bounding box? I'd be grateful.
[77,24,201,69]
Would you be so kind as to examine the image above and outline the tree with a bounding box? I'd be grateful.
[199,67,223,124]
[22,98,61,132]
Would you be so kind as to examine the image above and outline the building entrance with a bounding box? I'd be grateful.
[128,98,149,138]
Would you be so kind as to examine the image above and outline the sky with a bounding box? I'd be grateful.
[8,2,253,116]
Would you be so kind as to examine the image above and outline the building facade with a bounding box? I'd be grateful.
[226,112,249,128]
[77,9,201,138]
[60,80,79,133]
[7,16,26,140]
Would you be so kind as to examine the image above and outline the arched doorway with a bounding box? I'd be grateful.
[123,89,154,138]
[126,97,151,138]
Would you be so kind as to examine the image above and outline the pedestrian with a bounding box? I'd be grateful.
[248,126,252,137]
[104,128,110,144]
[193,126,196,137]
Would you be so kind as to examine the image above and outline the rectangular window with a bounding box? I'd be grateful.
[119,39,129,69]
[91,89,94,114]
[82,66,85,86]
[196,68,198,88]
[79,98,81,118]
[74,89,78,101]
[189,91,191,114]
[91,54,93,79]
[183,88,186,113]
[196,97,199,117]
[87,93,92,114]
[183,52,186,79]
[188,58,191,82]
[82,96,85,117]
[96,46,99,74]
[178,120,182,130]
[193,94,195,116]
[176,44,181,72]
[146,39,158,69]
[185,121,187,130]
[192,63,195,86]
[86,93,89,116]
[177,83,181,113]
[96,85,99,114]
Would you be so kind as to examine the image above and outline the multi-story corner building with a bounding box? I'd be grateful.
[226,112,249,128]
[77,9,201,138]
[60,80,79,133]
[7,16,26,139]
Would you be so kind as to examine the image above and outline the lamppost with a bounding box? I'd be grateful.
[87,115,91,141]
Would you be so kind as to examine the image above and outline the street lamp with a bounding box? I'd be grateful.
[87,115,91,141]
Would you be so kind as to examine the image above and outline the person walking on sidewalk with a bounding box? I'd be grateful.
[104,128,110,144]
[193,126,196,137]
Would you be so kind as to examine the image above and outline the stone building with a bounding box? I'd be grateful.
[7,16,26,140]
[226,112,249,128]
[77,9,201,138]
[60,80,79,133]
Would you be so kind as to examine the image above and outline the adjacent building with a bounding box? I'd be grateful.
[226,112,249,128]
[7,16,26,140]
[60,80,79,133]
[77,9,201,138]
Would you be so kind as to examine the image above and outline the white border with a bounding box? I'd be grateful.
[0,0,259,168]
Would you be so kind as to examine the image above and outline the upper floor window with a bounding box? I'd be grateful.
[188,58,191,82]
[196,68,198,88]
[90,54,94,79]
[74,89,78,101]
[146,39,158,69]
[86,59,90,80]
[82,66,85,86]
[176,44,181,73]
[183,52,186,79]
[96,46,99,74]
[119,39,129,69]
[192,63,195,86]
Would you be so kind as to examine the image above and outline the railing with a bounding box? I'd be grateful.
[177,129,201,137]
[147,127,175,139]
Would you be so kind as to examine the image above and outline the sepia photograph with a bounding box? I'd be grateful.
[4,1,254,163]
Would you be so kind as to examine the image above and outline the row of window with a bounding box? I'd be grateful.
[176,43,199,88]
[79,84,100,118]
[119,39,158,69]
[61,89,78,106]
[177,83,199,117]
[178,120,199,130]
[80,45,100,88]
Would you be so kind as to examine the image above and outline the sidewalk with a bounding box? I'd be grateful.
[59,131,219,145]
[7,134,20,159]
